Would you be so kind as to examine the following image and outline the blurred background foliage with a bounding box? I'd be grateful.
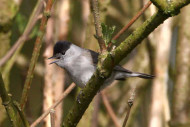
[0,0,190,127]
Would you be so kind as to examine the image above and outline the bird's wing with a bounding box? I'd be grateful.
[113,66,133,80]
[86,49,132,74]
[87,49,99,65]
[113,65,132,73]
[85,49,154,80]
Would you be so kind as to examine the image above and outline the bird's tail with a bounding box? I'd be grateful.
[129,72,155,79]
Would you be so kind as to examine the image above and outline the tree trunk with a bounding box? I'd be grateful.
[170,6,190,127]
[43,0,70,126]
[149,15,172,127]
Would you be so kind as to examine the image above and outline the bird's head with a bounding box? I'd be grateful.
[48,41,72,65]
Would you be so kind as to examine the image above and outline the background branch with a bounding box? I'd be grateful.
[0,73,19,127]
[50,109,55,127]
[13,101,30,127]
[112,1,152,40]
[91,0,106,52]
[91,93,100,127]
[170,6,190,127]
[31,83,76,127]
[122,87,136,127]
[20,0,55,110]
[101,91,120,127]
[0,0,44,67]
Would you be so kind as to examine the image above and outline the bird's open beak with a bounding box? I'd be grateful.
[48,56,59,64]
[49,60,59,64]
[48,56,56,59]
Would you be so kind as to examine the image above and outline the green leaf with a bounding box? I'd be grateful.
[101,23,116,47]
[111,39,117,44]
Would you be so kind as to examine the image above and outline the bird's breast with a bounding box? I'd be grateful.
[64,56,96,88]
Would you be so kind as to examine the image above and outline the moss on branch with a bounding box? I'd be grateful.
[151,0,189,16]
[0,73,19,127]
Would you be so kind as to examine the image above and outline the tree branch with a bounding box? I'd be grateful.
[13,101,30,127]
[122,87,136,127]
[0,0,44,67]
[112,1,152,40]
[150,0,168,12]
[101,91,120,127]
[150,0,188,15]
[20,0,55,110]
[62,1,190,127]
[50,109,55,127]
[0,73,19,127]
[30,83,76,127]
[91,0,106,52]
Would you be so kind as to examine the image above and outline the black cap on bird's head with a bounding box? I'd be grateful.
[48,41,72,64]
[53,41,71,56]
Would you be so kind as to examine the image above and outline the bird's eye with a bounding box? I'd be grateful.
[61,52,65,55]
[56,53,64,59]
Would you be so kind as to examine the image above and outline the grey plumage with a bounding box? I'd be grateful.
[49,41,154,89]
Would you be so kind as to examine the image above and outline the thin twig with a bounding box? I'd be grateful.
[112,1,152,40]
[0,73,19,127]
[50,109,55,127]
[0,0,44,67]
[122,103,132,127]
[30,83,76,127]
[20,0,55,110]
[91,0,106,52]
[101,91,120,127]
[122,87,136,127]
[13,101,30,127]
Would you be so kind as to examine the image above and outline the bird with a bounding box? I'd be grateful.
[49,41,154,89]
